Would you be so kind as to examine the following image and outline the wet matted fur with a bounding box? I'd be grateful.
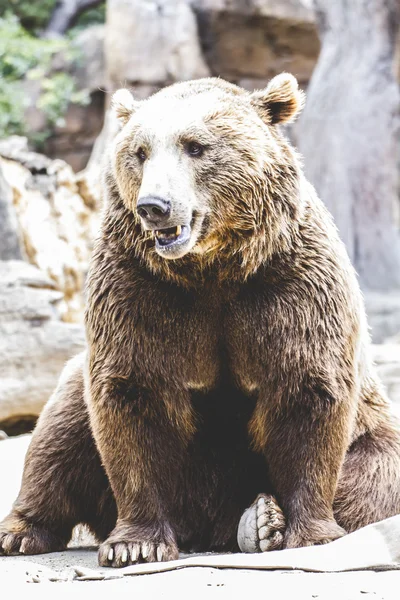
[1,75,400,567]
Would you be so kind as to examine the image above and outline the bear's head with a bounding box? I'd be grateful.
[106,75,305,282]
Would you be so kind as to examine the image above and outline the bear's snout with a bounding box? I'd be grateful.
[137,196,171,228]
[137,194,195,258]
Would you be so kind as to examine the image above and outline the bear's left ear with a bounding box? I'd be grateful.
[250,73,305,125]
[111,89,141,125]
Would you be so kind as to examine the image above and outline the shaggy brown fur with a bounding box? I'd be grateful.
[1,75,400,567]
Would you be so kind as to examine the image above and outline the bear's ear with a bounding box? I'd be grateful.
[111,89,141,125]
[250,73,305,125]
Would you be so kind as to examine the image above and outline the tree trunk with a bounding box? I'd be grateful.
[298,0,400,290]
[44,0,102,37]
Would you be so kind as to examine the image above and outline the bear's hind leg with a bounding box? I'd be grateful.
[0,519,66,555]
[334,415,400,532]
[0,353,116,556]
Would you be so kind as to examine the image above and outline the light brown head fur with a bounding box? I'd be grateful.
[104,76,305,286]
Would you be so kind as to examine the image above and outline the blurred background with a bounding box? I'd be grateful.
[1,0,400,438]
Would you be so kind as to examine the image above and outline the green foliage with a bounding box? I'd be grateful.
[0,80,25,137]
[0,13,65,77]
[0,13,89,143]
[0,0,56,33]
[38,72,90,128]
[0,0,106,34]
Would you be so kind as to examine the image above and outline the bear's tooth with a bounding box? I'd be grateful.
[176,225,182,236]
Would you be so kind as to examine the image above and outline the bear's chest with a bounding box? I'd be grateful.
[129,280,266,394]
[129,283,222,390]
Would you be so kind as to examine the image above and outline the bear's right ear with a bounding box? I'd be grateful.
[111,89,141,125]
[250,73,305,125]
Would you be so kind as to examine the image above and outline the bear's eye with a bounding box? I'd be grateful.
[136,147,147,162]
[186,141,204,157]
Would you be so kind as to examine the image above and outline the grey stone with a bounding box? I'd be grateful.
[0,145,100,321]
[72,25,106,93]
[0,164,23,261]
[106,0,209,90]
[364,291,400,343]
[191,0,319,86]
[372,344,400,406]
[0,261,85,426]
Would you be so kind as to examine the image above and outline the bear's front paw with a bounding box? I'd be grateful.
[99,539,179,567]
[237,494,286,553]
[98,522,179,568]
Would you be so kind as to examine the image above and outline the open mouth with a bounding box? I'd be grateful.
[154,224,191,251]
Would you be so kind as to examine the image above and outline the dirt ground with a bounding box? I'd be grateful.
[1,550,399,598]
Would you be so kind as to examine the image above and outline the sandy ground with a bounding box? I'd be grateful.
[1,435,400,596]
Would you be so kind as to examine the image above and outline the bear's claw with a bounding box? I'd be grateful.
[98,539,179,568]
[237,494,286,553]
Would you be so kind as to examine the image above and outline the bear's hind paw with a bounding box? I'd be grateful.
[0,526,65,555]
[237,494,286,553]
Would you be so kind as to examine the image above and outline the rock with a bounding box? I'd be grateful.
[42,25,106,172]
[18,26,106,173]
[20,79,49,141]
[0,138,100,322]
[372,344,400,406]
[191,0,319,86]
[71,25,106,93]
[0,164,23,261]
[106,0,209,91]
[364,291,400,344]
[76,107,120,209]
[0,261,85,430]
[191,0,314,21]
[45,90,105,173]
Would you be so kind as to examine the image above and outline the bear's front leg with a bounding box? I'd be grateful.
[87,375,195,567]
[249,385,350,549]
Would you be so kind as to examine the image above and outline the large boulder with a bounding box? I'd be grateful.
[191,0,319,88]
[0,261,85,432]
[20,26,106,173]
[70,25,106,93]
[0,165,23,261]
[106,0,209,93]
[44,90,105,174]
[0,137,99,322]
[372,344,400,406]
[44,25,106,172]
[364,291,400,344]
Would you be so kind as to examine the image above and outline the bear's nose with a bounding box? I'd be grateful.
[137,196,171,226]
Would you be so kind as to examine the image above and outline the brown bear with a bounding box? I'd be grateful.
[1,74,400,567]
